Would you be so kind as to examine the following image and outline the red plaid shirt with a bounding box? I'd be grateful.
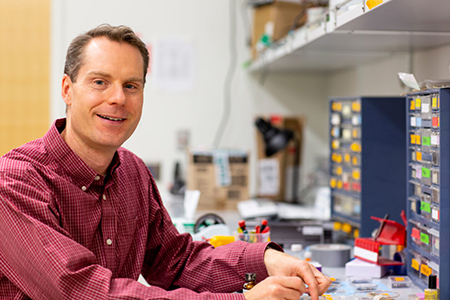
[0,119,275,300]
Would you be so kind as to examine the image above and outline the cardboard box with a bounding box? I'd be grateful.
[255,115,304,202]
[186,150,249,210]
[251,1,307,58]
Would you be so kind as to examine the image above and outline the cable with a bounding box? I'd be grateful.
[213,0,237,149]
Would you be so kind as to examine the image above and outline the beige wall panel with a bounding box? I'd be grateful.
[0,0,50,155]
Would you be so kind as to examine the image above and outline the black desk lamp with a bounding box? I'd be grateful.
[255,117,294,157]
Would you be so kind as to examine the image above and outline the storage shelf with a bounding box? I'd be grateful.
[249,0,450,73]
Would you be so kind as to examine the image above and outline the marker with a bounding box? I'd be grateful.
[238,220,248,234]
[255,225,261,234]
[260,219,268,232]
[262,226,270,234]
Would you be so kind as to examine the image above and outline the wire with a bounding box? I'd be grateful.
[213,0,238,149]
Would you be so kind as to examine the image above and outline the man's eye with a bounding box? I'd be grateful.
[125,84,136,89]
[94,80,105,85]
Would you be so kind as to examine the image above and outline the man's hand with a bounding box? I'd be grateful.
[258,248,331,300]
[243,276,304,300]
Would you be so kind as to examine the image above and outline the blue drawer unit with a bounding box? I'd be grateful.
[406,88,449,297]
[329,96,407,238]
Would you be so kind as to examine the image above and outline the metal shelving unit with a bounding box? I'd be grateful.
[249,0,450,73]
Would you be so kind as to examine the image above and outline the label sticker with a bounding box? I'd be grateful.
[432,117,439,127]
[411,259,419,271]
[422,167,431,178]
[422,136,431,146]
[421,264,432,276]
[416,152,422,162]
[432,97,438,109]
[421,201,431,213]
[415,98,421,109]
[420,232,430,244]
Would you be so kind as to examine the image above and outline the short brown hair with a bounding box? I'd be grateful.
[64,24,149,83]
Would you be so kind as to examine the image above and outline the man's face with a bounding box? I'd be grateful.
[61,37,144,153]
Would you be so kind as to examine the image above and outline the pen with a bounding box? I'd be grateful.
[260,219,268,232]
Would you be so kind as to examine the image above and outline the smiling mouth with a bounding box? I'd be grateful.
[98,114,126,121]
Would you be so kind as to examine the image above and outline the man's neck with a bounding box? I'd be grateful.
[60,129,114,176]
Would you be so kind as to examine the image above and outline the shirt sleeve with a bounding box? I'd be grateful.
[139,174,283,296]
[0,168,250,300]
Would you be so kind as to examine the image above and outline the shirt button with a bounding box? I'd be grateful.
[94,175,100,181]
[81,186,87,191]
[106,239,113,246]
[103,194,106,200]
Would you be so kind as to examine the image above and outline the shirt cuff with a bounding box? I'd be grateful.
[242,242,283,283]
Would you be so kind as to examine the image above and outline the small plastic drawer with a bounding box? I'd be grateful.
[429,228,439,257]
[431,186,440,204]
[421,163,432,185]
[420,194,432,220]
[431,131,439,148]
[409,250,422,278]
[418,224,431,253]
[431,204,440,223]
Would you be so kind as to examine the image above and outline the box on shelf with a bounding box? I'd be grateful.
[255,115,304,202]
[251,1,307,59]
[186,150,249,211]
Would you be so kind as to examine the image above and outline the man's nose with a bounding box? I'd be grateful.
[108,85,126,105]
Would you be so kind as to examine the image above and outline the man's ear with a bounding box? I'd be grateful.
[61,74,73,106]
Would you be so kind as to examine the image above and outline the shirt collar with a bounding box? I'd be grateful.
[43,118,121,189]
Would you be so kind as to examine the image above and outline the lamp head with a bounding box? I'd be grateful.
[255,117,294,157]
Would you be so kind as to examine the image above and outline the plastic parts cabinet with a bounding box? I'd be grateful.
[329,96,406,238]
[406,88,450,298]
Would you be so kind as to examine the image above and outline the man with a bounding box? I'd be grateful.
[0,24,330,299]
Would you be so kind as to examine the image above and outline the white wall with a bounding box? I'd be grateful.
[50,0,328,197]
[51,0,450,199]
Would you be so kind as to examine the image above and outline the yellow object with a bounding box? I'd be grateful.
[332,102,342,112]
[332,140,340,149]
[336,166,343,176]
[344,153,351,163]
[209,236,235,248]
[432,96,438,109]
[352,169,360,180]
[411,258,420,271]
[352,102,361,112]
[330,178,337,189]
[421,264,432,276]
[415,97,421,109]
[337,180,343,189]
[351,142,361,153]
[342,223,352,234]
[353,229,359,239]
[410,100,416,110]
[333,222,342,231]
[416,151,422,162]
[366,0,383,10]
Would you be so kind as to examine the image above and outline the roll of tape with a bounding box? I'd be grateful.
[309,244,352,267]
